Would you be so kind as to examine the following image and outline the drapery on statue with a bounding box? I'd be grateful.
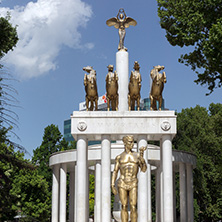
[111,135,147,222]
[128,61,142,111]
[106,65,119,111]
[106,8,137,51]
[150,65,166,110]
[83,66,98,111]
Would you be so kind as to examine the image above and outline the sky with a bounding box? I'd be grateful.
[0,0,221,157]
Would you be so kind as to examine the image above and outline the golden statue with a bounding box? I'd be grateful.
[106,65,119,111]
[128,61,142,111]
[106,8,137,51]
[83,66,98,111]
[150,65,166,110]
[111,135,147,222]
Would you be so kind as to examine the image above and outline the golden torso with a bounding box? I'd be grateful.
[119,151,140,182]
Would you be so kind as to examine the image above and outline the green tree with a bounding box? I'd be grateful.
[0,142,35,220]
[89,174,95,218]
[157,0,222,94]
[32,124,75,220]
[10,169,51,222]
[0,13,18,59]
[0,14,19,140]
[173,103,222,221]
[32,124,70,187]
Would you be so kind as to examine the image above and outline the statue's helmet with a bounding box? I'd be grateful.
[83,66,93,73]
[134,61,140,70]
[107,64,114,71]
[154,65,165,71]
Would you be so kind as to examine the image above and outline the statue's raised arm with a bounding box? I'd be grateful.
[106,8,137,51]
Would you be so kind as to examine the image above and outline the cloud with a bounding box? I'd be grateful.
[0,0,93,79]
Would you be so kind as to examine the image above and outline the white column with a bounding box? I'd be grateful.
[138,135,148,222]
[187,164,194,222]
[59,163,67,222]
[147,163,152,222]
[160,139,164,222]
[155,167,161,222]
[69,169,75,222]
[173,171,177,222]
[74,164,78,222]
[86,149,89,220]
[116,50,129,111]
[95,162,101,222]
[162,135,173,222]
[179,163,187,222]
[76,135,88,222]
[101,135,111,222]
[51,164,59,222]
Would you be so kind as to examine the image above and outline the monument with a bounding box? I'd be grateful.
[49,8,196,222]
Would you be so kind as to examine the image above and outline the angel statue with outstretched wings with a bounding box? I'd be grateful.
[106,8,137,51]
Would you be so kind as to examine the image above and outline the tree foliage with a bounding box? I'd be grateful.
[157,0,222,94]
[89,174,95,218]
[0,142,35,220]
[10,169,51,221]
[173,103,222,221]
[31,124,75,219]
[0,13,18,59]
[0,14,19,140]
[32,124,70,187]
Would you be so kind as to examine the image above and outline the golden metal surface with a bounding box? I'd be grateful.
[83,66,98,111]
[106,8,137,51]
[128,61,142,111]
[111,135,147,222]
[150,65,167,110]
[106,65,119,111]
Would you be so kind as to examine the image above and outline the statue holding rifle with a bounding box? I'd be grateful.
[111,135,147,222]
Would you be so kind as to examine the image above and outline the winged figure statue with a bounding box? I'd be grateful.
[106,8,137,51]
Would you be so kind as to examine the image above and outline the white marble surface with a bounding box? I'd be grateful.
[49,143,196,169]
[71,110,177,140]
[116,50,129,111]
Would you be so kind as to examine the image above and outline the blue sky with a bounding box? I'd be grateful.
[0,0,221,157]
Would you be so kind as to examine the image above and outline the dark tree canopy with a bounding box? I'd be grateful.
[157,0,222,94]
[173,103,222,221]
[0,14,18,59]
[32,124,70,187]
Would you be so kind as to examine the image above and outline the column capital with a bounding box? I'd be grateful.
[77,134,87,140]
[101,134,111,140]
[161,134,172,141]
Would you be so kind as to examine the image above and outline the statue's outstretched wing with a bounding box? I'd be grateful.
[124,17,137,28]
[106,17,119,29]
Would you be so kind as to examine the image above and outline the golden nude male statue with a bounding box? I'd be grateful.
[106,8,137,51]
[111,135,147,222]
